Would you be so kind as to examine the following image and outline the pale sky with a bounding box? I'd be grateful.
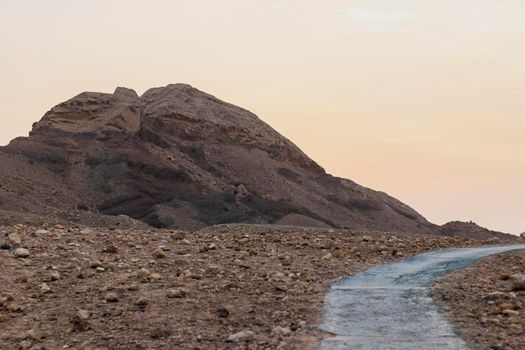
[1,0,525,234]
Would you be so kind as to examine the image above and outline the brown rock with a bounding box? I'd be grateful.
[152,248,167,259]
[104,292,119,302]
[510,274,525,291]
[166,289,187,298]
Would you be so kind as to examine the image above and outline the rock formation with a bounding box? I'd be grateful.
[0,84,503,237]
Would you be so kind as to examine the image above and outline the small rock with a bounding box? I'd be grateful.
[137,268,151,279]
[275,284,289,292]
[272,326,292,336]
[166,289,187,298]
[217,306,230,318]
[171,231,186,240]
[102,244,118,254]
[90,260,103,268]
[227,330,254,342]
[152,248,167,259]
[18,339,33,350]
[322,253,333,260]
[77,309,90,320]
[510,274,525,291]
[0,243,11,250]
[40,283,51,294]
[34,229,49,235]
[105,292,119,302]
[150,273,162,280]
[135,296,149,307]
[12,248,30,258]
[502,309,520,317]
[7,233,21,246]
[50,272,60,281]
[271,272,285,282]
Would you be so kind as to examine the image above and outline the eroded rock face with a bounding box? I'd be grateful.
[0,84,431,231]
[34,88,142,134]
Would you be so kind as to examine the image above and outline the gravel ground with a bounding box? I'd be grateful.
[0,223,512,350]
[432,250,525,350]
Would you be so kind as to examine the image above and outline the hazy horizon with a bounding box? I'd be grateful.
[1,1,524,234]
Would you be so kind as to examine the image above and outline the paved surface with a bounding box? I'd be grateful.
[318,244,525,350]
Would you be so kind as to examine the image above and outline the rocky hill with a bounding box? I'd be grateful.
[437,221,511,240]
[0,84,508,238]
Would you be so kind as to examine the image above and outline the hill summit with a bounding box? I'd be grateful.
[0,84,441,232]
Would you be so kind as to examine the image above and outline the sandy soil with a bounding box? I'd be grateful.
[0,223,510,350]
[432,250,525,350]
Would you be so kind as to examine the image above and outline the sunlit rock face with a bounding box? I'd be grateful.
[0,84,431,231]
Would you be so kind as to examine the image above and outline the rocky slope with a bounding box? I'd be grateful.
[0,84,432,232]
[432,251,525,350]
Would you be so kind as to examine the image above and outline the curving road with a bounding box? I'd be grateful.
[318,244,525,350]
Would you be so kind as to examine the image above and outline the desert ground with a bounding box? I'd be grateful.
[1,222,517,350]
[432,250,525,350]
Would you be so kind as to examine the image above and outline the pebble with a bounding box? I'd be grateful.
[7,233,21,246]
[50,272,61,281]
[102,244,118,254]
[135,296,149,306]
[34,229,49,235]
[510,274,525,291]
[77,309,90,320]
[0,243,11,250]
[166,289,187,298]
[322,253,333,260]
[227,330,254,342]
[12,248,30,258]
[152,248,167,259]
[40,283,51,294]
[217,306,230,318]
[272,326,292,336]
[105,292,119,302]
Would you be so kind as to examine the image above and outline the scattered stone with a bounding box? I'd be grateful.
[272,326,292,336]
[34,229,49,235]
[0,243,11,250]
[502,309,520,317]
[510,274,525,291]
[322,253,333,260]
[12,248,30,258]
[171,231,186,240]
[275,284,289,292]
[152,248,167,259]
[77,309,90,320]
[102,244,118,254]
[150,273,162,280]
[105,292,119,302]
[227,330,254,342]
[135,296,149,307]
[40,283,51,294]
[90,260,103,268]
[166,289,187,298]
[7,233,21,246]
[137,268,151,280]
[70,309,90,332]
[50,272,60,281]
[217,306,230,318]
